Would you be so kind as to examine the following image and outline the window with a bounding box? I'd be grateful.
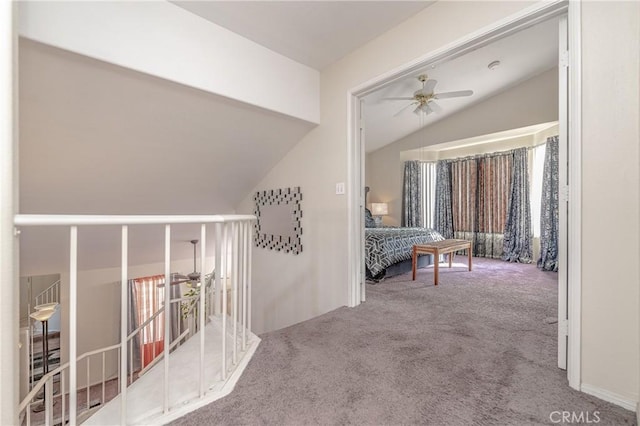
[530,143,547,238]
[420,161,437,228]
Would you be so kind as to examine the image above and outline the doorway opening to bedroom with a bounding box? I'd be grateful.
[348,1,581,389]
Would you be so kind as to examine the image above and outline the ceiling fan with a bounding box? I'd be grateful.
[159,239,202,287]
[384,74,474,116]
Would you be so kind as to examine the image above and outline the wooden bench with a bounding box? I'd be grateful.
[412,239,472,285]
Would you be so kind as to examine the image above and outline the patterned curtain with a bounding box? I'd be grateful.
[434,160,454,238]
[538,136,559,271]
[448,153,512,258]
[402,160,423,227]
[503,148,533,263]
[473,152,512,259]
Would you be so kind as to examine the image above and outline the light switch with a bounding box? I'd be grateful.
[335,182,345,195]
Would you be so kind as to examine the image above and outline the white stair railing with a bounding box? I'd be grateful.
[19,343,121,426]
[34,279,60,307]
[15,214,256,425]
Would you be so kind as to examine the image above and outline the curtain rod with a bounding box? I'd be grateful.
[416,134,558,163]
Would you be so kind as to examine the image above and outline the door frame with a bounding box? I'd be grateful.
[346,0,582,390]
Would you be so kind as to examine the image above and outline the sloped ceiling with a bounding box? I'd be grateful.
[171,1,434,70]
[19,38,314,215]
[363,16,559,152]
[19,38,315,271]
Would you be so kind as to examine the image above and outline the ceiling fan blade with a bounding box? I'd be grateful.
[157,279,186,287]
[434,90,474,99]
[393,102,417,117]
[414,79,437,96]
[413,105,422,115]
[383,97,415,101]
[424,79,437,94]
[428,100,442,113]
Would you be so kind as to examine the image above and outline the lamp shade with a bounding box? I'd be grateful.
[35,302,58,311]
[370,203,388,216]
[30,309,56,322]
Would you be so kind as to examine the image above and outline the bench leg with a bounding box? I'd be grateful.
[412,246,417,281]
[434,249,439,286]
[468,244,472,271]
[449,253,453,268]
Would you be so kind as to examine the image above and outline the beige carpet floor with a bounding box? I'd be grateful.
[171,258,636,425]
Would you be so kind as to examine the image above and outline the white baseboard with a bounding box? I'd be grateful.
[581,383,637,412]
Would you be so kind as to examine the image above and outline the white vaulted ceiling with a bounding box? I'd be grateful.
[171,1,435,70]
[363,16,560,152]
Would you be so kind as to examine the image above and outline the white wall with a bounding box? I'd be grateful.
[368,68,558,226]
[18,1,319,124]
[239,0,640,411]
[580,1,640,408]
[237,1,539,334]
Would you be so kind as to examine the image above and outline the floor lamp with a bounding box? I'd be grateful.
[30,303,58,413]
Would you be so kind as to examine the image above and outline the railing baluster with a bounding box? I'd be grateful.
[69,226,78,425]
[102,352,106,405]
[220,223,227,380]
[199,224,206,397]
[248,222,253,333]
[117,347,120,394]
[61,373,65,426]
[86,358,90,411]
[232,222,238,365]
[30,314,34,391]
[163,224,171,413]
[46,376,53,426]
[214,223,222,317]
[242,221,248,350]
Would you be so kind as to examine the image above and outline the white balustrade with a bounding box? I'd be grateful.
[15,214,256,425]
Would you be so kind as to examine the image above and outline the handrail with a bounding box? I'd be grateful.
[18,343,120,412]
[14,214,256,226]
[137,328,190,377]
[126,293,201,342]
[127,308,164,341]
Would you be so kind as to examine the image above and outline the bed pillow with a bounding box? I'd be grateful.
[365,208,376,228]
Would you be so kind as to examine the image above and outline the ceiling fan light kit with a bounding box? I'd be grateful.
[385,74,474,116]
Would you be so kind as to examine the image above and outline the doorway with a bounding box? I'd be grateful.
[347,1,581,390]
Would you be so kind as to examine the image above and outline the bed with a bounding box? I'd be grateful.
[365,226,444,281]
